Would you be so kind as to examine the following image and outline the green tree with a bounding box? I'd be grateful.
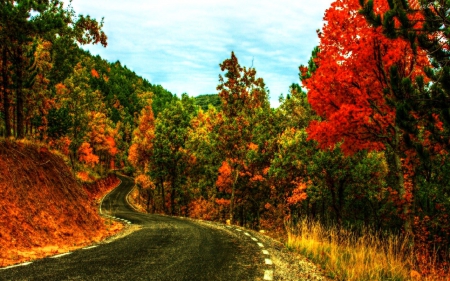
[150,94,196,214]
[0,0,106,138]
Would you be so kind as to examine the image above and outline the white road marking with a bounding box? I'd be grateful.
[244,232,250,236]
[83,245,98,250]
[257,242,264,247]
[262,250,269,255]
[1,262,32,270]
[251,237,258,241]
[50,252,72,258]
[236,229,241,232]
[265,258,273,265]
[264,270,274,280]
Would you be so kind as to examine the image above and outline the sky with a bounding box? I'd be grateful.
[70,0,334,107]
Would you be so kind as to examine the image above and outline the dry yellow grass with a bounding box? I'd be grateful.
[286,219,414,281]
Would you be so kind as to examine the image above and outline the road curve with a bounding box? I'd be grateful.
[0,176,263,281]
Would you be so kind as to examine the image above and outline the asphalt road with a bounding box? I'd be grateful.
[0,176,263,281]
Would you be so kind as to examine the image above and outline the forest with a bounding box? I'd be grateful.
[1,0,450,279]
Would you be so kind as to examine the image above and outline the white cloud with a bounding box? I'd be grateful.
[70,0,334,106]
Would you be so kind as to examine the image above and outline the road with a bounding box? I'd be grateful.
[0,176,265,281]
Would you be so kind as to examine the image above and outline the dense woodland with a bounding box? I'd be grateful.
[2,0,450,278]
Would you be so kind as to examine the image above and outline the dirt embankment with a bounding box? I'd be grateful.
[0,140,122,267]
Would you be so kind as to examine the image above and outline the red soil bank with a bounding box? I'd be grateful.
[0,140,122,267]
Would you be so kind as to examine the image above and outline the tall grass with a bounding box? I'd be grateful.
[286,219,415,280]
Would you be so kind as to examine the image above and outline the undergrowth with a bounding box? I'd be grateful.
[286,219,448,281]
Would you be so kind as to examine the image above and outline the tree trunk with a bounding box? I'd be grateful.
[2,46,11,138]
[392,126,411,235]
[160,177,167,213]
[15,46,24,139]
[229,168,239,224]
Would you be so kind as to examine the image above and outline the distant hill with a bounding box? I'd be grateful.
[194,94,222,111]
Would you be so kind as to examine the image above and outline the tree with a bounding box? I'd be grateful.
[149,94,196,214]
[301,0,429,232]
[215,51,270,224]
[54,58,104,169]
[0,0,106,138]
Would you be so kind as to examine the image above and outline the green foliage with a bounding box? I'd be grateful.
[194,94,222,111]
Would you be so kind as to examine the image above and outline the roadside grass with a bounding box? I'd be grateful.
[286,219,415,281]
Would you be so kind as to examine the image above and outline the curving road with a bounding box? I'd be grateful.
[0,176,264,281]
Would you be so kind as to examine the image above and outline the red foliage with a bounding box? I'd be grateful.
[303,0,429,154]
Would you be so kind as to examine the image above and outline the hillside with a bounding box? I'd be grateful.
[0,140,122,267]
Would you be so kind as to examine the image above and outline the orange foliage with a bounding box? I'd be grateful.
[188,198,216,220]
[248,142,258,151]
[91,68,100,78]
[76,171,91,182]
[287,182,308,205]
[105,136,118,156]
[135,174,155,190]
[78,142,99,167]
[216,161,233,193]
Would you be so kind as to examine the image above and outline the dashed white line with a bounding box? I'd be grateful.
[236,229,242,232]
[257,242,264,247]
[1,262,32,270]
[265,258,273,265]
[244,232,250,236]
[264,270,274,280]
[51,252,72,258]
[262,249,269,255]
[83,245,98,250]
[251,237,258,241]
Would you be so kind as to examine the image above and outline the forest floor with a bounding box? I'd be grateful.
[0,139,124,268]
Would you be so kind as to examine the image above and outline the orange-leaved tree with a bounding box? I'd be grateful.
[301,0,429,233]
[215,51,270,224]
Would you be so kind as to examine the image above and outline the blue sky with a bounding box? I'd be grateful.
[70,0,333,107]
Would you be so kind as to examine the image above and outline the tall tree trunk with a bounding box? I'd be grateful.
[170,173,177,215]
[392,126,411,235]
[15,46,24,139]
[160,177,167,213]
[2,46,11,138]
[229,168,239,224]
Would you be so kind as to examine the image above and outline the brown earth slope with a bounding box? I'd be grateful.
[0,140,122,267]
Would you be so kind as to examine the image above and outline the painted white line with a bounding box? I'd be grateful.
[251,237,258,241]
[244,232,250,236]
[1,262,32,270]
[257,242,264,248]
[51,252,72,258]
[236,229,242,232]
[83,245,98,250]
[265,258,273,265]
[262,250,269,255]
[263,270,274,280]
